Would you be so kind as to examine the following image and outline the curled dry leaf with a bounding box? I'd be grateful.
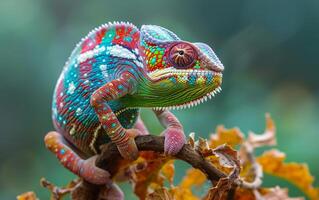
[188,132,196,149]
[171,168,207,200]
[210,126,244,148]
[161,160,175,186]
[129,153,169,200]
[257,149,319,200]
[146,188,173,200]
[213,144,240,171]
[257,186,304,200]
[179,168,207,189]
[40,178,80,200]
[196,137,213,157]
[16,191,38,200]
[205,177,233,200]
[238,114,276,190]
[204,145,241,200]
[247,113,276,148]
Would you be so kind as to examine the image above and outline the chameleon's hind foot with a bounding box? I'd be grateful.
[134,116,150,135]
[45,131,110,185]
[98,183,124,200]
[80,155,111,185]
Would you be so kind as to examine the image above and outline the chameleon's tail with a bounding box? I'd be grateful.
[44,131,111,185]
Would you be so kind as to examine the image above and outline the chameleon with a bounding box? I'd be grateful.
[44,21,224,198]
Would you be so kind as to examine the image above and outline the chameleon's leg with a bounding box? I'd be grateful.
[90,71,141,160]
[44,131,111,185]
[153,110,186,155]
[134,116,150,135]
[98,182,124,200]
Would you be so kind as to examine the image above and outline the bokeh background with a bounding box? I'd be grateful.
[0,0,318,199]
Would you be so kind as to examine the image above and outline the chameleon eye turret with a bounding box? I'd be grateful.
[168,42,197,69]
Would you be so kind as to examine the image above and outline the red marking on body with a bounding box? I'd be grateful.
[112,25,139,49]
[95,28,107,44]
[81,37,96,53]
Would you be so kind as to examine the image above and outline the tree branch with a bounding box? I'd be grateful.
[96,135,227,183]
[71,135,231,200]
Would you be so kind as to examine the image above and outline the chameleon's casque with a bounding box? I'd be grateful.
[45,22,224,196]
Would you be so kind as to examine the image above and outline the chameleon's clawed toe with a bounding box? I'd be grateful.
[163,127,186,156]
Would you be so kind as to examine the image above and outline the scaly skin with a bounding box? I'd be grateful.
[45,22,224,197]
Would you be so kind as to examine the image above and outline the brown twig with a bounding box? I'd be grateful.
[96,135,227,183]
[71,135,234,200]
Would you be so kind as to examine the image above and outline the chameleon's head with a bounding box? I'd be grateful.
[136,25,224,110]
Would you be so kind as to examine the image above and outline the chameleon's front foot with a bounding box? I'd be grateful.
[116,128,141,161]
[162,127,186,156]
[153,110,186,156]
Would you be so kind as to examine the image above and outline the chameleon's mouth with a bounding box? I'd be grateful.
[147,68,223,111]
[152,85,222,111]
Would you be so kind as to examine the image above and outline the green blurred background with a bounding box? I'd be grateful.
[0,0,318,199]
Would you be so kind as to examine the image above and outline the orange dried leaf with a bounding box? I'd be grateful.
[234,188,256,200]
[210,126,244,148]
[146,187,173,200]
[259,186,304,200]
[204,177,232,200]
[170,187,199,200]
[161,160,175,186]
[257,149,319,200]
[180,168,207,189]
[214,144,240,170]
[196,137,213,157]
[248,113,276,148]
[40,178,79,200]
[16,192,38,200]
[130,155,169,200]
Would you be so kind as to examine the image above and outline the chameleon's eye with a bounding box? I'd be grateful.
[169,43,196,68]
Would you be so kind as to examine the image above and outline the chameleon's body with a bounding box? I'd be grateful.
[45,22,224,199]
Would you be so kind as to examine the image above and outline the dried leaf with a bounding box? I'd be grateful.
[258,186,304,200]
[188,132,196,148]
[146,188,173,200]
[205,177,232,200]
[16,192,38,200]
[129,154,169,200]
[257,149,319,200]
[210,126,244,148]
[180,168,207,188]
[213,144,240,170]
[170,169,207,200]
[247,113,276,148]
[196,137,213,157]
[40,178,80,200]
[234,188,256,200]
[161,160,175,186]
[170,187,199,200]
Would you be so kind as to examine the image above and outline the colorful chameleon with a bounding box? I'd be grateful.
[45,22,224,198]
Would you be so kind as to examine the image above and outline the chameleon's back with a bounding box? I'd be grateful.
[52,22,141,155]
